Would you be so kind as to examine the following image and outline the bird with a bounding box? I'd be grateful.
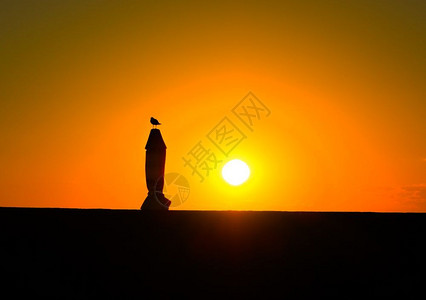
[150,117,161,128]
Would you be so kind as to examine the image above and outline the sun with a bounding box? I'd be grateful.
[221,159,250,186]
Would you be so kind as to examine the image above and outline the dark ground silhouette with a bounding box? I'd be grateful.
[1,208,425,298]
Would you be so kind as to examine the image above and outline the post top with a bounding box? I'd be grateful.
[145,128,167,150]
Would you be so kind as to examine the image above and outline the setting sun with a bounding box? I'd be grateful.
[222,159,250,186]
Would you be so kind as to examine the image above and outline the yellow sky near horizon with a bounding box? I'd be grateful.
[0,0,425,211]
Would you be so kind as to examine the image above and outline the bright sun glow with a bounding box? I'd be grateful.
[222,159,250,186]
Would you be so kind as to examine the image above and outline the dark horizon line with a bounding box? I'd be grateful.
[0,206,424,214]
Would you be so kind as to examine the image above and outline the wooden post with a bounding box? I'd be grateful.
[140,129,171,210]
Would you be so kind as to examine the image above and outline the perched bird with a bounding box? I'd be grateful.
[150,117,161,128]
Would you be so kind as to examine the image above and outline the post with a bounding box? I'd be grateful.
[140,128,171,210]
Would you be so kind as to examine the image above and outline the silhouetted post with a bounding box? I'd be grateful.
[140,129,171,210]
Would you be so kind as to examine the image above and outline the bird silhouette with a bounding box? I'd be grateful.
[150,117,161,128]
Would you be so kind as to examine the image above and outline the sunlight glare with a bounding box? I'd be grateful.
[221,159,250,186]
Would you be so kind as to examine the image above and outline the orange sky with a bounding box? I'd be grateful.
[1,1,425,211]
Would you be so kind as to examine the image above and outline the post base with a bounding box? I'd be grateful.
[140,193,171,210]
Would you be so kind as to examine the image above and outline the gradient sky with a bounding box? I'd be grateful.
[1,0,425,211]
